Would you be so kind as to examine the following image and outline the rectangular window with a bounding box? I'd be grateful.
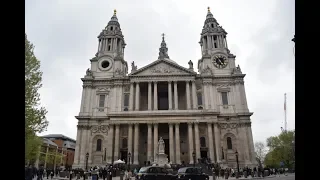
[99,95,105,108]
[197,93,203,105]
[124,94,129,107]
[221,92,228,105]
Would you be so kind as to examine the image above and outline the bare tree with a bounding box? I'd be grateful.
[255,141,267,166]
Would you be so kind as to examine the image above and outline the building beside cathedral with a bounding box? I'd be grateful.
[72,8,256,169]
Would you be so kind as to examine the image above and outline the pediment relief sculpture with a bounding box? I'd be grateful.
[132,62,191,76]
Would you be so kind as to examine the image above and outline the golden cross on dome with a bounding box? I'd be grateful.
[162,33,165,38]
[114,9,117,15]
[208,7,210,12]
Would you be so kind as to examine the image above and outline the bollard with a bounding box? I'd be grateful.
[244,171,247,178]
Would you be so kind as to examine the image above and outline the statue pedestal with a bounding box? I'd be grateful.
[156,153,168,167]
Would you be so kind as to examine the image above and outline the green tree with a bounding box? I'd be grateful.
[254,141,267,165]
[25,33,49,162]
[264,130,295,168]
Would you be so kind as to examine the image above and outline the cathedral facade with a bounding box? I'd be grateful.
[73,8,256,169]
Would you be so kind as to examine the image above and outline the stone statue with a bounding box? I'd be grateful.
[188,60,193,69]
[158,137,165,154]
[86,68,92,76]
[131,61,137,71]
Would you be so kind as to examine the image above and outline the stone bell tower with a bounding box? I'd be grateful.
[89,9,128,78]
[198,7,237,76]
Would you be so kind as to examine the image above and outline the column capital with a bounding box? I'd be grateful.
[173,81,178,84]
[175,122,180,126]
[187,121,193,125]
[194,121,199,125]
[185,80,191,83]
[147,122,153,126]
[153,123,158,127]
[168,80,173,83]
[128,123,133,126]
[135,82,140,84]
[207,121,213,125]
[148,81,152,84]
[168,123,174,127]
[153,81,158,84]
[191,80,196,83]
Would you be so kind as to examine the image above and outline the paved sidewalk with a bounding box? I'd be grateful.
[33,174,294,180]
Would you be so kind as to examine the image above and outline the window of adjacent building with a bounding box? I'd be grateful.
[197,93,203,106]
[96,139,102,151]
[200,137,206,147]
[227,137,232,150]
[221,92,228,105]
[99,95,105,108]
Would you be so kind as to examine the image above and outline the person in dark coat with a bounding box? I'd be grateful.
[25,165,34,180]
[107,166,113,180]
[37,167,44,180]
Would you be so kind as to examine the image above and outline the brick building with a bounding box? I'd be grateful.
[41,134,76,168]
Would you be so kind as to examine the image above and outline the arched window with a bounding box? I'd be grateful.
[227,137,232,150]
[96,139,102,151]
[200,137,206,147]
[122,138,128,148]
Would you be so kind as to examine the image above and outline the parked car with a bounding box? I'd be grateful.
[176,167,209,180]
[136,166,175,180]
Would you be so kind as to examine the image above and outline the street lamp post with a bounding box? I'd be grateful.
[235,150,240,179]
[85,153,89,171]
[128,152,131,171]
[192,151,196,167]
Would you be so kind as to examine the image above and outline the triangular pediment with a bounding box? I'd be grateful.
[130,59,196,76]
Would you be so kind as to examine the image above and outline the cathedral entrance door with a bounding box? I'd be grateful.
[120,150,128,163]
[164,139,169,159]
[200,150,208,159]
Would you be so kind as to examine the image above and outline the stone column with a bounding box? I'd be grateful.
[147,123,153,161]
[80,126,88,166]
[106,124,114,163]
[153,82,158,110]
[80,86,86,112]
[209,83,215,110]
[114,124,120,160]
[194,122,201,161]
[133,123,139,164]
[148,82,152,110]
[174,81,178,110]
[207,122,215,161]
[168,81,173,110]
[73,126,82,165]
[127,123,133,164]
[188,122,194,164]
[175,123,181,164]
[214,123,221,162]
[203,83,209,109]
[153,123,158,161]
[192,81,197,109]
[129,83,134,111]
[186,81,191,110]
[169,123,174,163]
[135,82,140,110]
[247,124,256,163]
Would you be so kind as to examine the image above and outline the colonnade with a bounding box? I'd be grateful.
[106,121,222,165]
[129,81,199,111]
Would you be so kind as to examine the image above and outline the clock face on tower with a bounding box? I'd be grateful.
[212,55,228,69]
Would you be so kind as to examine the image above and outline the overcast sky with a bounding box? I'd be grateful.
[26,0,295,144]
